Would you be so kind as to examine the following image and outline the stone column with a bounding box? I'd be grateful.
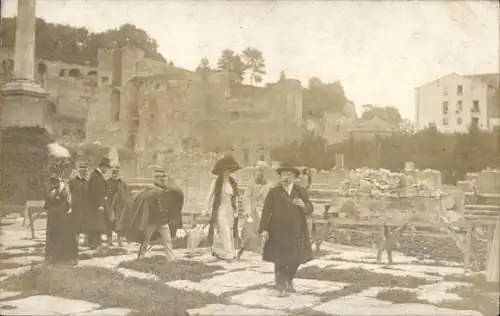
[14,0,36,81]
[1,0,47,128]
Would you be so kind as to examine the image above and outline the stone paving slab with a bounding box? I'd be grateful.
[312,295,483,316]
[0,295,100,315]
[229,288,320,310]
[187,303,289,316]
[70,307,134,316]
[292,278,349,294]
[167,270,274,295]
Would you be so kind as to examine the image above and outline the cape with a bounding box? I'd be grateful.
[116,185,184,243]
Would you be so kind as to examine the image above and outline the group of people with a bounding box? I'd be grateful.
[203,155,314,297]
[43,153,314,297]
[44,157,131,265]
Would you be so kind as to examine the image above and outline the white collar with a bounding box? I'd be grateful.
[282,182,293,195]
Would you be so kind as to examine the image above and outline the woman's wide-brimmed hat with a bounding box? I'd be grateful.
[276,161,301,177]
[212,154,241,175]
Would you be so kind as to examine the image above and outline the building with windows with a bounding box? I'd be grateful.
[415,73,499,133]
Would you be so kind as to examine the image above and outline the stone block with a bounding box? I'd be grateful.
[229,288,320,311]
[0,295,99,315]
[187,304,289,316]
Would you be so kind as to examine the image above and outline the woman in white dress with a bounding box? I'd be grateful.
[204,155,241,261]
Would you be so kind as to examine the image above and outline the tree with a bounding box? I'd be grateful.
[0,18,166,66]
[197,57,211,71]
[216,49,246,89]
[308,77,322,88]
[303,81,348,117]
[361,105,403,125]
[241,47,266,86]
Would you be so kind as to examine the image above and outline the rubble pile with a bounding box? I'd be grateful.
[337,168,444,198]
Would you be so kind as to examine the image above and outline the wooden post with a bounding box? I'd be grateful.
[464,222,473,271]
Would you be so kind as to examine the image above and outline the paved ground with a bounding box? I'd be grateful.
[0,214,497,316]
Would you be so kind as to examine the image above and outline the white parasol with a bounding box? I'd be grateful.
[47,143,71,158]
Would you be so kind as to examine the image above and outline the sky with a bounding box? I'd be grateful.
[2,0,499,120]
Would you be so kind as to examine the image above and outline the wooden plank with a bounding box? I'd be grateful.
[464,205,500,211]
[463,216,499,223]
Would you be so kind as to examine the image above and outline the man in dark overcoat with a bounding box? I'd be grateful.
[259,162,314,297]
[68,162,88,245]
[107,166,131,246]
[85,157,111,250]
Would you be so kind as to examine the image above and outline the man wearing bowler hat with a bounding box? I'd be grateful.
[259,161,314,297]
[85,157,111,249]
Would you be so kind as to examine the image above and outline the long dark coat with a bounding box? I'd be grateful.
[68,177,87,233]
[259,184,314,265]
[45,182,78,263]
[107,178,132,227]
[85,169,108,232]
[116,184,184,243]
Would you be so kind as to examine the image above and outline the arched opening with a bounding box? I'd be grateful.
[47,102,57,115]
[37,62,47,76]
[110,89,121,122]
[243,148,250,164]
[68,68,82,78]
[37,62,47,87]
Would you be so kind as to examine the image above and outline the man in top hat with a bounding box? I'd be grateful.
[68,162,89,245]
[259,161,314,297]
[85,157,111,250]
[106,166,131,246]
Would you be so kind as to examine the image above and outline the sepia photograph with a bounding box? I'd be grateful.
[0,0,498,315]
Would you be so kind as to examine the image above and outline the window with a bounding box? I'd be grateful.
[110,89,121,122]
[230,111,240,119]
[456,100,462,112]
[59,69,66,77]
[47,102,56,115]
[457,85,463,96]
[336,124,341,132]
[443,86,448,96]
[472,100,480,113]
[442,101,449,115]
[442,118,448,126]
[68,68,82,78]
[101,76,109,83]
[457,118,462,125]
[243,148,250,164]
